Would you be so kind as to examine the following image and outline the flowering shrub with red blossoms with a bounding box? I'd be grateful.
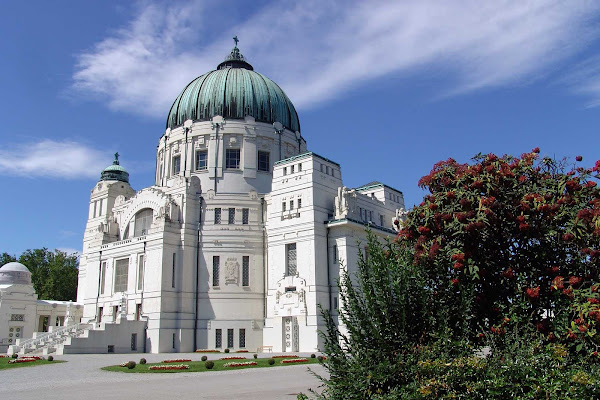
[162,359,191,363]
[194,349,220,353]
[272,355,298,358]
[8,357,41,364]
[399,149,600,351]
[149,364,190,370]
[220,357,247,360]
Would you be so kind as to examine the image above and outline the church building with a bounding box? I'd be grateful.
[8,40,406,355]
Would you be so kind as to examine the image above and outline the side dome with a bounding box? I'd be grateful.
[100,152,129,183]
[166,43,300,133]
[0,262,32,285]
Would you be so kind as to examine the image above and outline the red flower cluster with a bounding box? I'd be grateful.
[272,355,298,358]
[149,364,190,370]
[281,358,309,364]
[526,286,540,299]
[162,359,192,363]
[220,357,246,360]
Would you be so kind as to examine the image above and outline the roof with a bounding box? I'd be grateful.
[166,44,300,133]
[100,153,129,183]
[355,181,403,195]
[275,151,340,167]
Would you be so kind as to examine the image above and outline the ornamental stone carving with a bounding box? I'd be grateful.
[224,258,240,284]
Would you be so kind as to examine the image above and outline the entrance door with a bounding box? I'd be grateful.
[38,316,49,332]
[282,317,299,352]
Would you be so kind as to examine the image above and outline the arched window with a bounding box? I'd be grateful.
[134,209,153,237]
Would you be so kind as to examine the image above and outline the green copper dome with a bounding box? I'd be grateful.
[100,153,129,183]
[166,41,300,132]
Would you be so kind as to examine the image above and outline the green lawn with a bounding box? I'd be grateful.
[0,357,64,370]
[103,357,322,373]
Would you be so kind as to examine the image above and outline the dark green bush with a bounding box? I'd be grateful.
[253,353,258,359]
[126,361,136,369]
[268,358,275,365]
[311,353,316,358]
[47,355,54,362]
[139,358,146,364]
[11,354,18,359]
[224,348,230,353]
[201,355,207,361]
[205,360,214,369]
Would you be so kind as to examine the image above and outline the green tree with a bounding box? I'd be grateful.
[399,149,600,344]
[18,248,78,301]
[0,252,17,266]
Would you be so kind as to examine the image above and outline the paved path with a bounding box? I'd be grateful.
[1,353,327,400]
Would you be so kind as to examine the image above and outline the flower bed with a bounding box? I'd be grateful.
[8,357,41,364]
[272,355,298,358]
[220,357,247,360]
[281,358,309,364]
[0,355,9,358]
[235,350,249,353]
[119,362,128,367]
[162,359,192,363]
[223,361,258,368]
[195,349,220,353]
[149,364,190,370]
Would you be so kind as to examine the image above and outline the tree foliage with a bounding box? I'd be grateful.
[313,150,600,399]
[1,248,78,301]
[399,149,600,345]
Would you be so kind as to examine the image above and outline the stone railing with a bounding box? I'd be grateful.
[12,322,91,353]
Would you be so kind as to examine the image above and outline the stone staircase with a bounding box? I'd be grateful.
[8,323,92,355]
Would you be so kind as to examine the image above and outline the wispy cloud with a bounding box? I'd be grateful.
[0,140,111,179]
[562,55,600,108]
[72,0,600,117]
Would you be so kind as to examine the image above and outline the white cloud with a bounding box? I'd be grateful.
[0,140,111,179]
[71,0,600,117]
[562,55,600,108]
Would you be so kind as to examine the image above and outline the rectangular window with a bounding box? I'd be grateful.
[98,307,103,323]
[283,167,287,175]
[214,208,221,224]
[290,200,294,210]
[213,256,220,286]
[242,256,249,286]
[100,261,106,294]
[242,208,249,225]
[215,329,222,348]
[290,165,295,174]
[320,164,324,173]
[333,244,338,264]
[131,333,137,351]
[136,304,142,320]
[172,253,176,288]
[98,199,103,216]
[225,149,240,169]
[196,150,208,170]
[10,314,24,321]
[227,328,234,348]
[298,163,302,172]
[137,255,144,291]
[326,165,330,175]
[173,155,181,174]
[114,258,129,293]
[258,151,270,172]
[334,296,338,310]
[297,199,302,209]
[282,201,287,212]
[228,208,235,224]
[172,333,176,349]
[56,316,64,326]
[93,201,97,218]
[239,329,246,348]
[286,243,297,276]
[380,215,384,226]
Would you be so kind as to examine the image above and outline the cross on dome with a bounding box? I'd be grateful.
[233,35,239,47]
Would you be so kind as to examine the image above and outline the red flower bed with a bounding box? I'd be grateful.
[195,349,220,353]
[220,357,246,360]
[281,358,309,364]
[8,357,40,364]
[149,364,190,370]
[162,359,191,363]
[223,361,257,368]
[235,350,249,353]
[272,355,298,358]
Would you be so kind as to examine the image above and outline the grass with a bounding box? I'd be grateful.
[0,357,65,370]
[102,357,322,373]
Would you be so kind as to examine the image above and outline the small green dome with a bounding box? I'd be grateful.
[166,42,300,132]
[100,153,129,183]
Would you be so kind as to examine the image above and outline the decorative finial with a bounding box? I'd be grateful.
[233,35,239,47]
[114,152,120,165]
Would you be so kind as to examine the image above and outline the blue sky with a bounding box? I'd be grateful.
[1,0,600,256]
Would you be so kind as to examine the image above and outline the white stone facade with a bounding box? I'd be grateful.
[76,115,404,354]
